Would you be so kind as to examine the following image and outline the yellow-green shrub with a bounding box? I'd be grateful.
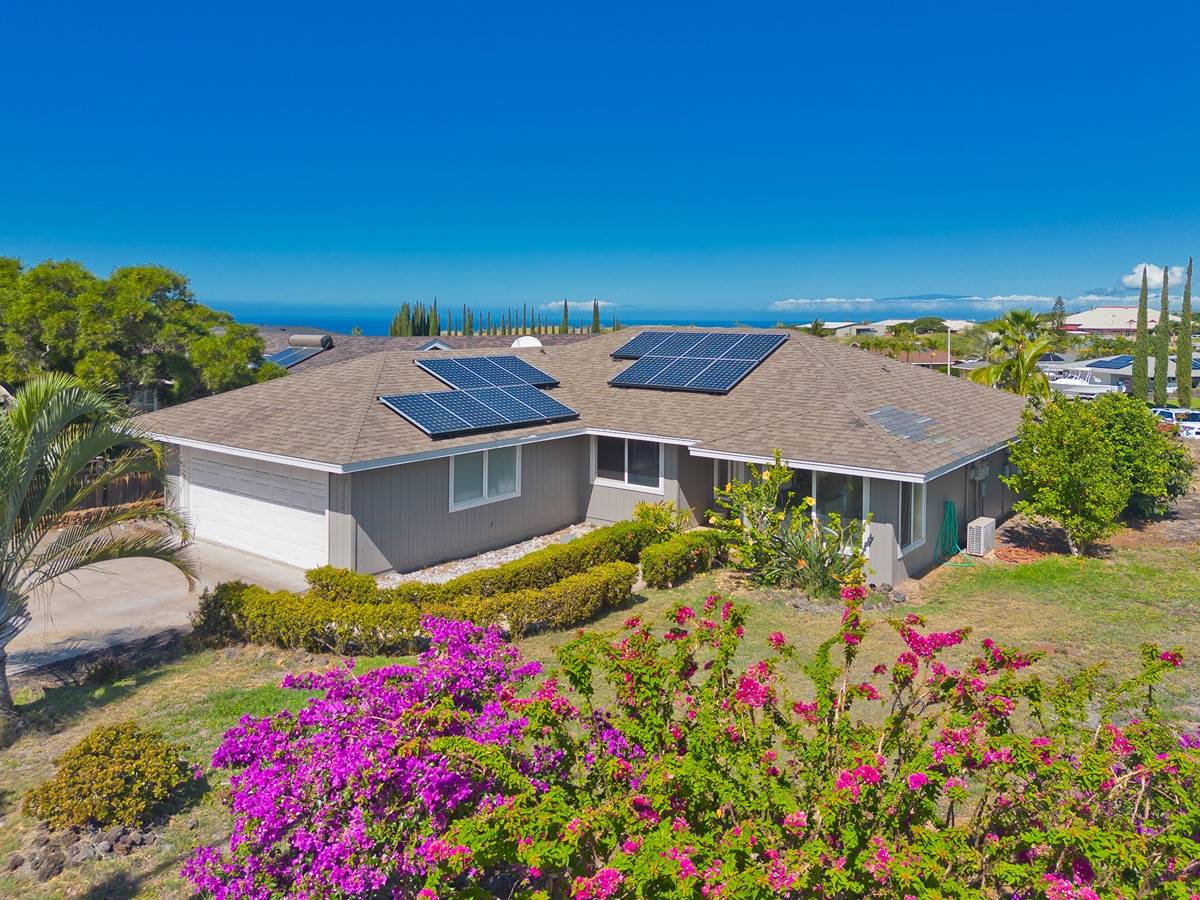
[304,565,381,604]
[641,529,724,588]
[24,722,191,829]
[458,561,638,638]
[190,580,251,645]
[236,586,423,655]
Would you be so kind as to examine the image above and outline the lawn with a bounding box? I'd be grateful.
[0,542,1196,897]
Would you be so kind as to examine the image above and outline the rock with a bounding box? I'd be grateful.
[30,833,50,848]
[186,817,199,830]
[69,842,94,863]
[5,854,24,872]
[33,849,65,880]
[879,582,893,593]
[101,825,125,845]
[114,839,134,855]
[890,590,907,604]
[94,841,112,854]
[125,830,144,846]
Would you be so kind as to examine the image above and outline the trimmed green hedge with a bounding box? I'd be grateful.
[640,528,724,588]
[235,584,424,655]
[462,561,638,638]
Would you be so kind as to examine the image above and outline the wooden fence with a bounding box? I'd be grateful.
[77,471,162,510]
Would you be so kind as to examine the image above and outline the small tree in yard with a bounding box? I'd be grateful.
[1003,399,1130,554]
[0,374,195,720]
[1091,392,1195,518]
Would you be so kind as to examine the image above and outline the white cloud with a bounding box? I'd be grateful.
[769,297,876,311]
[538,299,615,311]
[770,294,1059,316]
[1121,263,1189,289]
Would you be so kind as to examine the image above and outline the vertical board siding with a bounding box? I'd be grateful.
[350,436,589,574]
[675,451,715,524]
[327,474,356,569]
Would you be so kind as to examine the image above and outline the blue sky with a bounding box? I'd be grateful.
[3,1,1199,321]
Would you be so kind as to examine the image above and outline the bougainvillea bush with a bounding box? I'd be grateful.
[186,587,1200,898]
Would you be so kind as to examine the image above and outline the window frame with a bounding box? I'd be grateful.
[898,480,927,554]
[590,436,664,495]
[448,445,522,512]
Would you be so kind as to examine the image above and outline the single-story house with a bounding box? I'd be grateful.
[137,328,1025,586]
[1061,306,1179,338]
[256,327,595,373]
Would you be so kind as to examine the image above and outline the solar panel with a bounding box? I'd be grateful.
[264,346,324,368]
[611,331,672,359]
[609,330,787,394]
[1088,355,1134,370]
[417,355,558,389]
[379,384,578,437]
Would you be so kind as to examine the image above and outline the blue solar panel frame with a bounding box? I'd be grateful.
[416,355,559,389]
[379,384,578,437]
[608,330,787,393]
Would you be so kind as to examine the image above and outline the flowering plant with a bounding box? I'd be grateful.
[187,586,1199,898]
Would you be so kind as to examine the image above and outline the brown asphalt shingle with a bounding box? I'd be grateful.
[138,328,1026,476]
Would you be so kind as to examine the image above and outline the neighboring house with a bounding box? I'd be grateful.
[836,318,977,337]
[139,328,1025,586]
[1061,354,1200,391]
[1061,306,1179,337]
[256,326,595,373]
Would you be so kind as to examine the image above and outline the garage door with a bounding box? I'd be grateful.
[185,449,328,569]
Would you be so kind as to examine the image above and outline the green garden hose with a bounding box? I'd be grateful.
[936,499,974,566]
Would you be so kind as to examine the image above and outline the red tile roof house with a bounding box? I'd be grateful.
[137,328,1025,587]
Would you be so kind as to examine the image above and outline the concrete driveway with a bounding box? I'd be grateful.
[8,541,309,674]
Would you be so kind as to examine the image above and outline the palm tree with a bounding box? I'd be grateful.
[0,374,195,718]
[968,334,1055,401]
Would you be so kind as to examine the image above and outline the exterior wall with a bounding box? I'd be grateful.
[328,473,355,569]
[163,444,182,512]
[583,441,710,524]
[675,451,715,524]
[349,436,589,573]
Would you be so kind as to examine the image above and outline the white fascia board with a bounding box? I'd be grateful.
[582,428,699,447]
[144,434,343,473]
[686,446,926,484]
[921,440,1012,483]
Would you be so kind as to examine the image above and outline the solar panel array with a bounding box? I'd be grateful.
[1088,355,1134,370]
[416,355,558,390]
[380,383,577,437]
[608,331,787,394]
[265,346,325,368]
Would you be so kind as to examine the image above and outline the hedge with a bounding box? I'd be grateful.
[457,560,638,638]
[437,520,657,598]
[640,528,724,588]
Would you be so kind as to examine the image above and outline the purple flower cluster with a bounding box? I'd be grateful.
[183,618,543,898]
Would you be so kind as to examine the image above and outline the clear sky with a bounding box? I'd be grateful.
[3,1,1199,321]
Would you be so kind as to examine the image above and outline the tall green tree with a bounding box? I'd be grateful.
[1153,266,1171,406]
[1179,257,1193,408]
[1049,295,1067,330]
[1132,266,1150,400]
[0,375,196,717]
[590,300,601,333]
[559,300,569,335]
[1002,399,1130,555]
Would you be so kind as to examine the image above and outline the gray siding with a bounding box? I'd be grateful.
[349,436,588,573]
[328,473,355,569]
[584,442,687,524]
[676,451,715,524]
[163,445,182,512]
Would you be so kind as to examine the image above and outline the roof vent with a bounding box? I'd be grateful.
[511,335,543,349]
[289,333,334,349]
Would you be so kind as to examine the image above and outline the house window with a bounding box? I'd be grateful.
[593,436,662,493]
[449,446,521,511]
[899,481,926,551]
[814,472,864,523]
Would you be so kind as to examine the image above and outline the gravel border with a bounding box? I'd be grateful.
[376,523,597,586]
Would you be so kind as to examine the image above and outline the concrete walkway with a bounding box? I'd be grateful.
[8,540,308,674]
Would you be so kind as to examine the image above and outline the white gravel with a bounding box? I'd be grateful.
[376,522,597,586]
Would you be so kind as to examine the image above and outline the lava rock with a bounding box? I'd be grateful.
[33,849,65,881]
[5,854,23,872]
[101,825,126,845]
[29,833,50,849]
[94,840,112,855]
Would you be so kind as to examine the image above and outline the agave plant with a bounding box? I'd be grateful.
[0,374,195,718]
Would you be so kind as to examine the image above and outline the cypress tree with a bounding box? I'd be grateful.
[1180,257,1194,408]
[430,299,440,336]
[1132,266,1150,400]
[591,299,601,333]
[1154,266,1171,406]
[560,299,569,334]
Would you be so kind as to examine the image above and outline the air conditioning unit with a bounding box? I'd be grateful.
[966,516,996,556]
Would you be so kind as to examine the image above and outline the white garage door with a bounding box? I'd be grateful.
[185,449,329,569]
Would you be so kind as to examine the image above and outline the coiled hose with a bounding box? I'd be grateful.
[936,498,974,566]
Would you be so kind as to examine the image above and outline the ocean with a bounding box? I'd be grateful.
[215,302,787,336]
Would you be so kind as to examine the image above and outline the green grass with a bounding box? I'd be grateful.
[0,540,1196,896]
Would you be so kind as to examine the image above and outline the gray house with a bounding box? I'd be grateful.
[138,328,1025,586]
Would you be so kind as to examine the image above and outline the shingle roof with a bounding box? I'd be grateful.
[256,326,595,371]
[139,328,1026,476]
